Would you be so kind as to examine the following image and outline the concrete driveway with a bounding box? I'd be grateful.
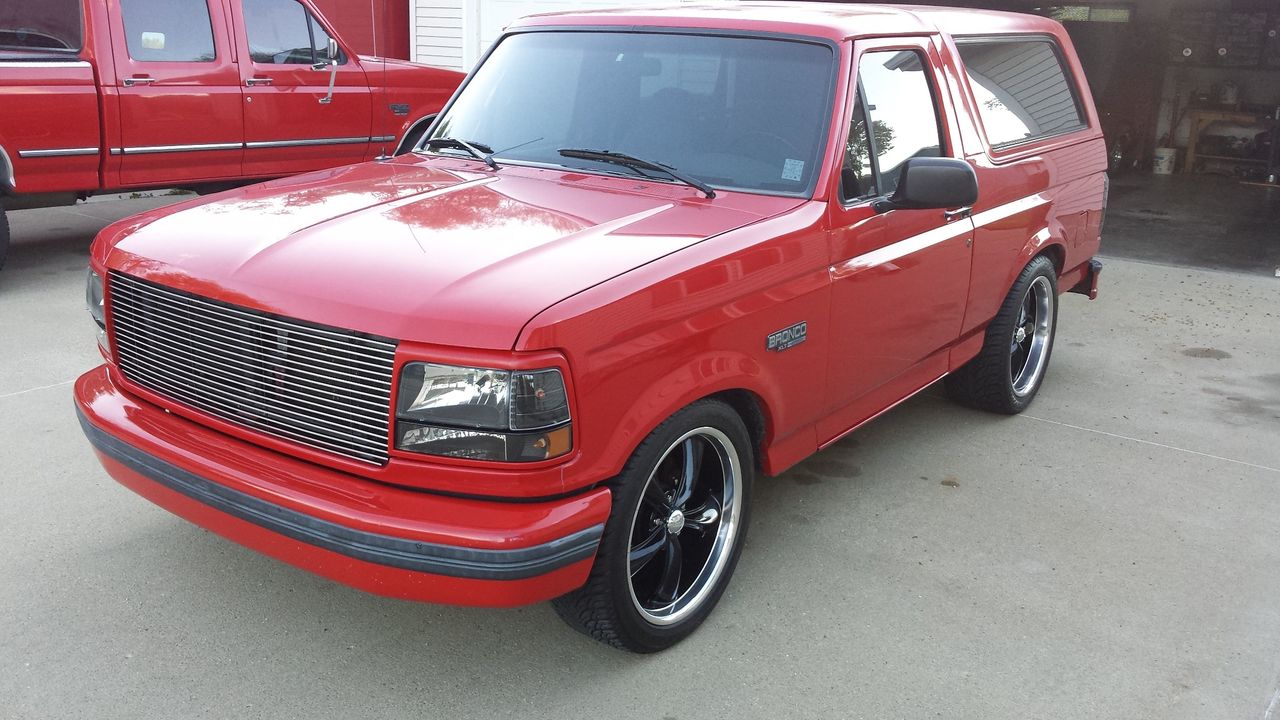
[2,196,1278,720]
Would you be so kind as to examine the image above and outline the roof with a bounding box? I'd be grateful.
[511,2,1066,42]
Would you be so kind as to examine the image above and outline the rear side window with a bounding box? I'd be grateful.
[120,0,216,62]
[243,0,341,65]
[842,50,944,201]
[0,0,83,52]
[956,39,1085,148]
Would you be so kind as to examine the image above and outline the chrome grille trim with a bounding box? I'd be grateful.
[109,271,397,465]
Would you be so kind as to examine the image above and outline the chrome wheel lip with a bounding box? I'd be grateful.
[1011,275,1054,397]
[627,426,742,627]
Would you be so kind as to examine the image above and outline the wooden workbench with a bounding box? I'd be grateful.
[1183,108,1270,173]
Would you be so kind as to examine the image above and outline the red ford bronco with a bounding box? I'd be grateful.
[0,0,463,270]
[75,3,1106,652]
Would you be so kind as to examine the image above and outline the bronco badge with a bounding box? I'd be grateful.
[767,322,808,352]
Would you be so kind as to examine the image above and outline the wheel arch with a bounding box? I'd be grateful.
[706,389,769,472]
[586,359,788,489]
[394,114,438,156]
[0,143,15,194]
[1007,227,1067,292]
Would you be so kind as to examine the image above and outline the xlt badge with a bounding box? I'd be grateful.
[767,322,807,352]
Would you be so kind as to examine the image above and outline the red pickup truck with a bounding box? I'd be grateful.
[76,4,1106,652]
[0,0,463,270]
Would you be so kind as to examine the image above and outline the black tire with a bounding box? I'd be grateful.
[553,399,754,652]
[946,254,1058,414]
[0,206,9,272]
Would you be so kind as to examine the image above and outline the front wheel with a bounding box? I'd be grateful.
[946,255,1059,414]
[0,206,10,272]
[553,400,753,652]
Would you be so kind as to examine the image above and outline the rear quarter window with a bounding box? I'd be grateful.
[956,38,1086,149]
[0,0,83,52]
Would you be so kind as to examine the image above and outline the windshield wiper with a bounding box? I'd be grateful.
[557,149,715,198]
[422,137,498,169]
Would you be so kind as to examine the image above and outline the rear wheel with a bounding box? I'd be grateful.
[553,400,753,652]
[0,206,9,272]
[946,255,1058,414]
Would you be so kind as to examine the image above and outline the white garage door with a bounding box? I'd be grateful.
[412,0,696,71]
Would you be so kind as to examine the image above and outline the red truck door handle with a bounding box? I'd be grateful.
[943,206,973,222]
[123,76,155,86]
[246,77,273,87]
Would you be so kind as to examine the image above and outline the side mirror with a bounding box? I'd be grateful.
[872,157,978,213]
[316,38,340,104]
[311,38,339,71]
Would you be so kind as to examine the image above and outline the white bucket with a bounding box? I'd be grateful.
[1153,147,1177,175]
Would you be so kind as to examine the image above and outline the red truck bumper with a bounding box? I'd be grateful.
[74,365,610,607]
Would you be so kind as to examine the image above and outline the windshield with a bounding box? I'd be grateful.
[426,31,836,197]
[0,0,83,52]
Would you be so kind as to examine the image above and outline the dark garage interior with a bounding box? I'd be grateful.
[850,0,1280,276]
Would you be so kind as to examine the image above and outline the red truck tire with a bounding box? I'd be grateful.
[0,208,9,272]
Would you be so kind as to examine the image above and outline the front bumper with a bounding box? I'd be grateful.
[74,365,610,607]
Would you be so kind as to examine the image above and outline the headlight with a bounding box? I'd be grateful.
[394,362,572,462]
[86,269,105,329]
[86,269,110,357]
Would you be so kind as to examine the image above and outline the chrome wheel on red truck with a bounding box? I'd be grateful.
[946,255,1060,414]
[554,400,753,652]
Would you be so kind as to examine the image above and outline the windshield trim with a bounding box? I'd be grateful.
[416,25,841,200]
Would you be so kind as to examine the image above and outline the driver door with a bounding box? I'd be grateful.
[818,38,975,441]
[230,0,373,176]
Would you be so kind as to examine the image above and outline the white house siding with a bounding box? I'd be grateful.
[412,0,696,72]
[411,0,466,70]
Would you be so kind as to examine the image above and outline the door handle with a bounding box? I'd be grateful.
[944,206,973,222]
[246,77,273,87]
[123,76,155,86]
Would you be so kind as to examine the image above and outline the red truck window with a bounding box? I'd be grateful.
[243,0,341,66]
[955,38,1087,148]
[0,0,83,52]
[120,0,216,62]
[843,50,944,201]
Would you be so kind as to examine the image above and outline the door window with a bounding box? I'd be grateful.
[842,50,944,201]
[119,0,215,62]
[956,39,1086,148]
[243,0,341,65]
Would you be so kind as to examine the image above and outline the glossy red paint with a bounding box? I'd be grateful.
[76,365,609,605]
[76,4,1107,605]
[0,0,463,200]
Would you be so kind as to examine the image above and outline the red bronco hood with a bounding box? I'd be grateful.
[97,158,799,350]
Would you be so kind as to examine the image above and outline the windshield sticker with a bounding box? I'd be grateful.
[782,159,805,182]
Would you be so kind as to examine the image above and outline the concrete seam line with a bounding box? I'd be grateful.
[0,379,74,400]
[1020,414,1280,476]
[1265,679,1280,720]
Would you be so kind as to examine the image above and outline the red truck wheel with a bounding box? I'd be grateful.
[553,399,753,652]
[946,255,1060,414]
[0,207,9,272]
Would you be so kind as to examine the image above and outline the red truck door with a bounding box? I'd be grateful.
[107,0,244,186]
[819,38,974,440]
[230,0,374,176]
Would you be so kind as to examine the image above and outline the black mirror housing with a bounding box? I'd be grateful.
[873,157,978,213]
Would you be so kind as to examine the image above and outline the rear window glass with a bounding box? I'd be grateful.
[956,39,1086,148]
[0,0,83,52]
